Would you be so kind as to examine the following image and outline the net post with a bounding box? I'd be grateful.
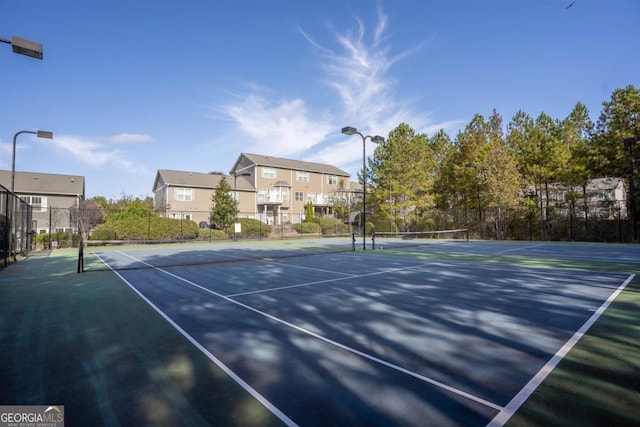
[77,239,84,273]
[465,228,469,241]
[352,233,356,251]
[371,232,376,250]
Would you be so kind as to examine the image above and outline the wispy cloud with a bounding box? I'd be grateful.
[108,133,154,144]
[225,93,333,156]
[218,7,456,174]
[305,7,427,134]
[51,135,150,175]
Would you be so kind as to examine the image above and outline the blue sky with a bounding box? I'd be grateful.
[1,0,638,199]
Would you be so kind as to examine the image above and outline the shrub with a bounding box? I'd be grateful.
[364,221,375,236]
[312,217,349,235]
[374,220,398,233]
[199,228,227,240]
[36,232,81,248]
[89,216,199,240]
[225,218,272,238]
[89,227,117,240]
[293,222,320,234]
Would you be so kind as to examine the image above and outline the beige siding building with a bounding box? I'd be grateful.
[153,169,256,227]
[230,153,351,225]
[0,170,85,234]
[153,154,354,227]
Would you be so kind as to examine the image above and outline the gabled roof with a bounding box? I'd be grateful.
[586,177,625,191]
[153,169,255,192]
[232,153,350,177]
[0,170,85,196]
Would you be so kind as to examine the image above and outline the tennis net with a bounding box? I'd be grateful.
[78,235,356,273]
[371,229,469,251]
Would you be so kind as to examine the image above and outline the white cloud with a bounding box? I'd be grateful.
[218,7,462,175]
[108,133,154,144]
[51,135,150,175]
[225,93,333,157]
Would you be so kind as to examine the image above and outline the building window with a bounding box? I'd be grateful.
[296,171,309,182]
[20,195,45,211]
[262,167,276,179]
[295,191,304,201]
[327,175,338,185]
[307,192,316,203]
[175,188,193,201]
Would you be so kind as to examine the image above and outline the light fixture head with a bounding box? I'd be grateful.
[11,36,43,60]
[341,126,357,136]
[37,130,53,139]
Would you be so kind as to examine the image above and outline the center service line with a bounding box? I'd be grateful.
[118,251,504,412]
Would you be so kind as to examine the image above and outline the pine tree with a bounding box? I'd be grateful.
[210,177,237,231]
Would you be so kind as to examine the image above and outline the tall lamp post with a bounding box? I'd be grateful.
[624,137,637,242]
[12,130,53,193]
[341,126,385,250]
[1,35,44,266]
[233,172,251,241]
[10,130,53,259]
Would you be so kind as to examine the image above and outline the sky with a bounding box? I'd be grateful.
[1,0,638,200]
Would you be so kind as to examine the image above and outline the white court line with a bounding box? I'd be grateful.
[116,251,504,412]
[93,252,299,427]
[226,262,433,297]
[255,257,357,276]
[496,243,545,255]
[486,273,636,427]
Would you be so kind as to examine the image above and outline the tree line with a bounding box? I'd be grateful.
[68,84,638,243]
[364,84,639,241]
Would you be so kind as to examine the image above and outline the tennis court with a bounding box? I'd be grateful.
[77,237,639,426]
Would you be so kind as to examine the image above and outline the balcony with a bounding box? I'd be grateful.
[257,194,285,205]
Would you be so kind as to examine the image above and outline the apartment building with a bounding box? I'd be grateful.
[230,153,351,225]
[542,177,628,219]
[0,170,85,234]
[152,169,255,227]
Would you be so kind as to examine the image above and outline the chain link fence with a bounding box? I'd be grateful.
[18,199,640,257]
[0,185,33,268]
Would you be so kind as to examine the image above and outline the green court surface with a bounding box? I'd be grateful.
[0,249,283,427]
[1,241,639,426]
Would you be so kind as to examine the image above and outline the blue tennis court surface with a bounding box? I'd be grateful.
[89,241,636,426]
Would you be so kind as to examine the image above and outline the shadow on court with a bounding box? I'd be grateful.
[0,249,284,427]
[1,242,639,426]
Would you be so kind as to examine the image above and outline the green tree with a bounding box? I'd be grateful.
[592,85,640,178]
[561,102,594,221]
[368,123,437,230]
[305,201,314,222]
[477,135,522,239]
[210,177,236,230]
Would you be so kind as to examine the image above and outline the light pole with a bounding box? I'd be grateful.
[624,137,637,242]
[0,35,43,59]
[10,130,53,259]
[12,130,53,193]
[233,172,251,241]
[341,126,385,250]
